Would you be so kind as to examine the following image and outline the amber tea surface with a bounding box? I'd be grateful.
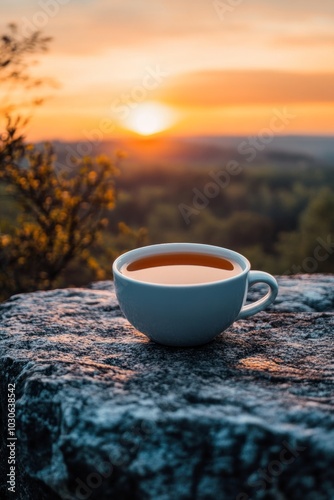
[121,252,243,285]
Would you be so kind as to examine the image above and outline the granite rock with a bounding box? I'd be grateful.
[0,276,333,500]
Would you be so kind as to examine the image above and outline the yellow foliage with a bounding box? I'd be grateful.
[88,170,97,184]
[0,128,121,300]
[0,235,12,247]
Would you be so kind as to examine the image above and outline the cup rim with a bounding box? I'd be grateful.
[112,243,250,288]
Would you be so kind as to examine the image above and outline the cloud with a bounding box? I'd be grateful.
[1,0,334,59]
[240,0,334,20]
[1,0,223,56]
[273,34,334,47]
[158,70,334,107]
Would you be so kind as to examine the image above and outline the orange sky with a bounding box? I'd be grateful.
[1,0,334,140]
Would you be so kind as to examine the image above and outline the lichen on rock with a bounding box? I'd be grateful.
[0,276,333,499]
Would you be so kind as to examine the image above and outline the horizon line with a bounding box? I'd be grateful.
[32,133,334,143]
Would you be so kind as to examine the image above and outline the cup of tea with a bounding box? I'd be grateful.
[113,243,278,347]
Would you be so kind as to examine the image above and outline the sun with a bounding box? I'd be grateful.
[124,102,175,136]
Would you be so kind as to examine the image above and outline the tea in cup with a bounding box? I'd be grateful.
[113,243,278,347]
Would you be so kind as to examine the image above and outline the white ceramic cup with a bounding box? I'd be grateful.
[113,243,278,347]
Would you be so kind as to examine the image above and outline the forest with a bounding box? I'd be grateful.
[1,138,334,302]
[107,157,334,276]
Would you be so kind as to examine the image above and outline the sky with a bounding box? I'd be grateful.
[1,0,334,140]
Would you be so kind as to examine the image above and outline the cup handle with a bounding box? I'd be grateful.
[237,271,278,320]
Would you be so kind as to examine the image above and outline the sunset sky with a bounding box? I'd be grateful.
[1,0,334,140]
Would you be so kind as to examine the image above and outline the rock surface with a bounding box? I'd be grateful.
[0,275,333,500]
